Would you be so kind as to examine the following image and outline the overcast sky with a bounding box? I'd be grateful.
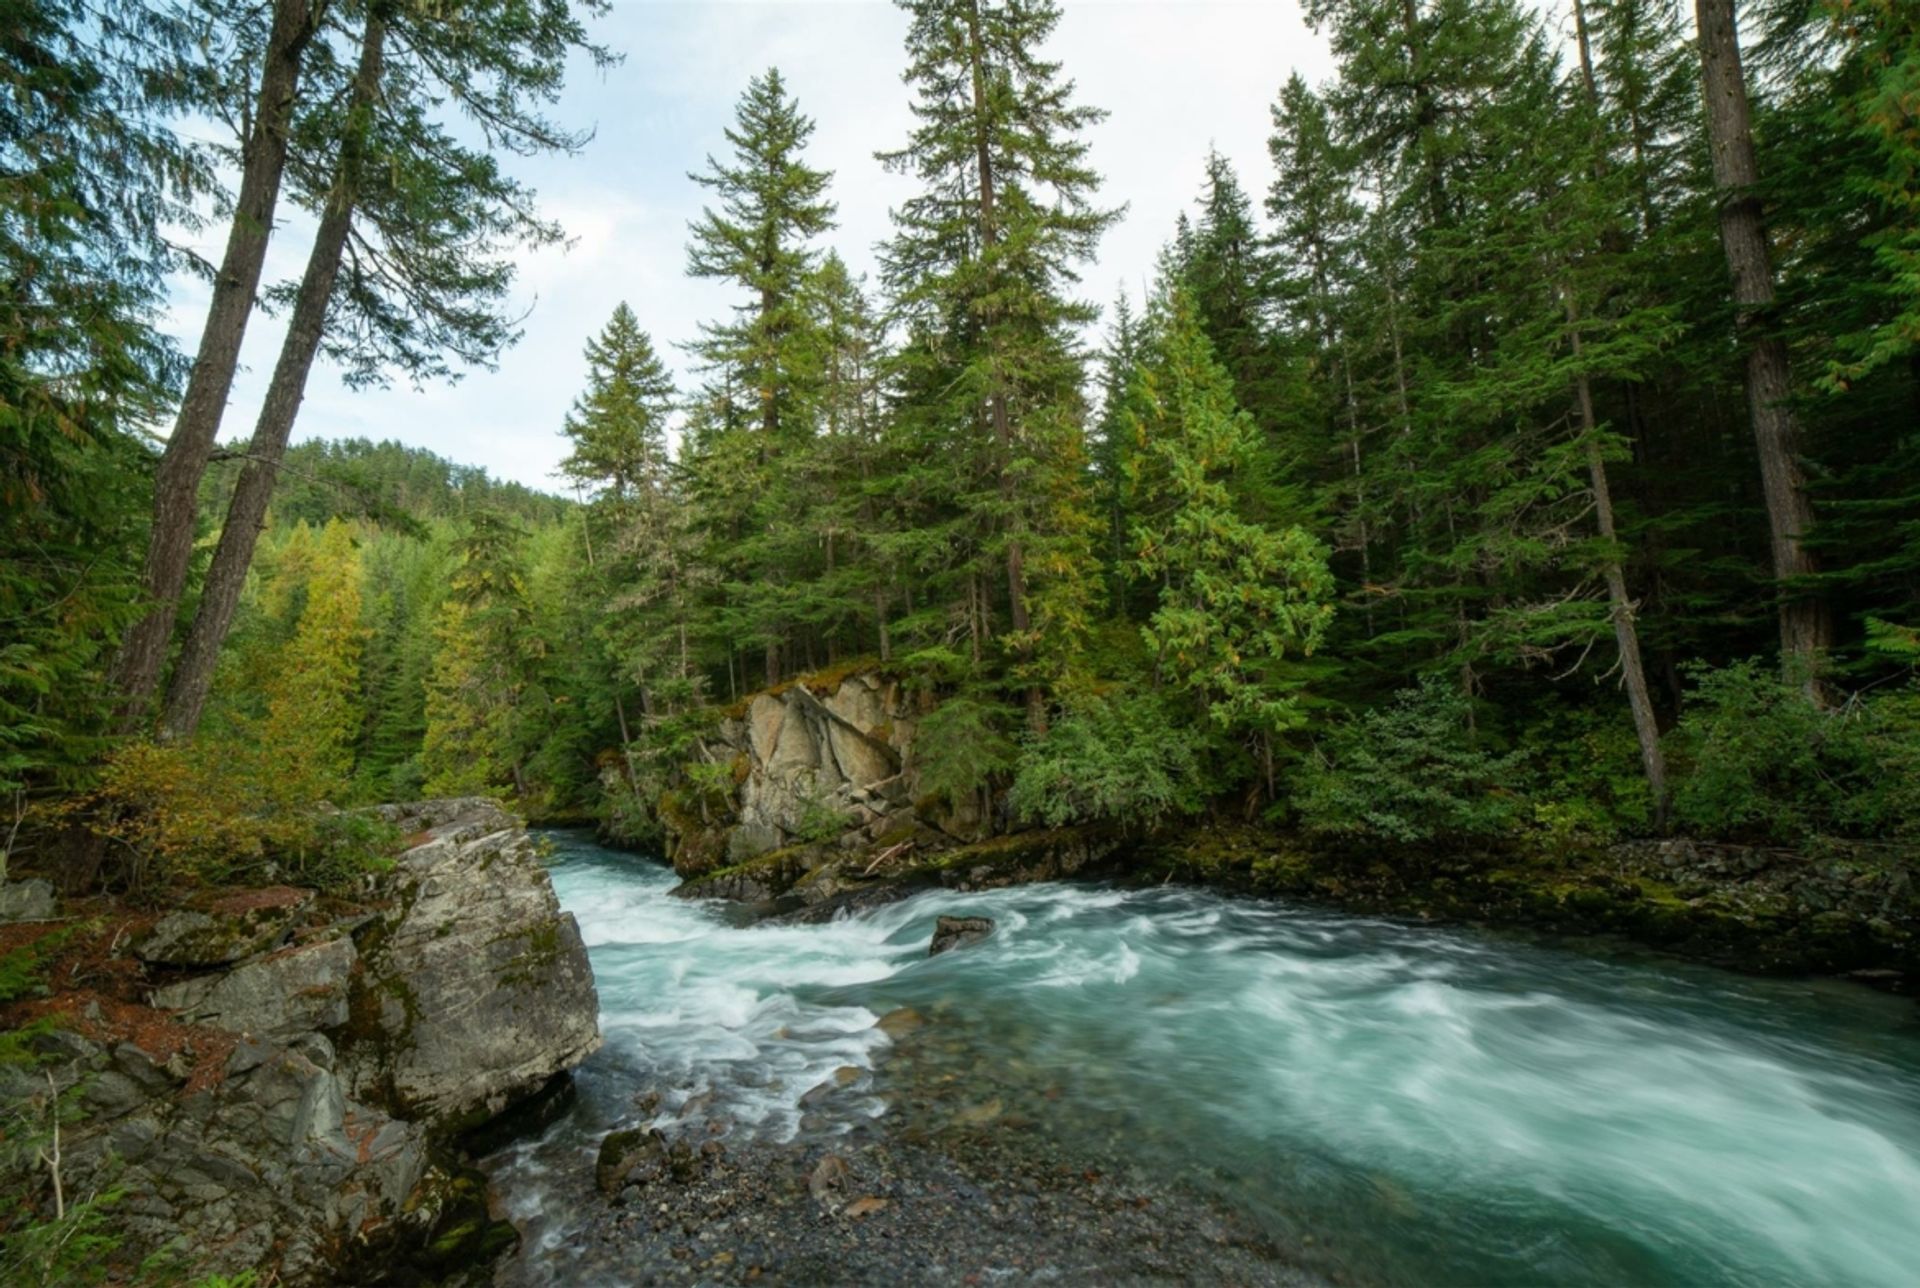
[164,0,1338,493]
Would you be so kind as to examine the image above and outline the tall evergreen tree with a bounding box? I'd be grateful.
[1127,288,1335,798]
[1694,0,1833,687]
[685,66,836,682]
[161,0,611,739]
[879,0,1118,722]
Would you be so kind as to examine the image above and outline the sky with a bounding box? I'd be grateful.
[165,0,1338,493]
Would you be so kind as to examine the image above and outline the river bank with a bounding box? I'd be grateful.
[1139,825,1919,994]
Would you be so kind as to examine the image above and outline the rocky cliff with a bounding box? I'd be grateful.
[0,798,600,1284]
[658,669,1123,913]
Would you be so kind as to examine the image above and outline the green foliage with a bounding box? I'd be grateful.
[912,695,1018,806]
[1127,287,1335,748]
[1515,701,1653,845]
[1668,660,1920,844]
[1009,691,1209,829]
[1296,677,1526,845]
[793,790,855,845]
[72,741,403,890]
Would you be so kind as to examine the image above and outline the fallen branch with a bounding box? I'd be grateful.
[863,841,912,877]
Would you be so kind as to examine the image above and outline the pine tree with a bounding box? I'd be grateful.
[1127,288,1335,797]
[421,511,539,796]
[1269,73,1372,602]
[879,0,1118,721]
[560,304,677,507]
[1091,290,1144,619]
[0,0,194,806]
[687,67,837,444]
[161,0,611,739]
[1694,0,1833,687]
[685,67,836,682]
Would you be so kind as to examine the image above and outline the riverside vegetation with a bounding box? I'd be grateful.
[2,0,1919,1283]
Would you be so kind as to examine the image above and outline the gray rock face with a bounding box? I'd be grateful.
[11,1029,433,1286]
[343,800,602,1131]
[7,798,600,1286]
[150,936,356,1038]
[135,888,313,966]
[665,672,928,875]
[929,915,995,956]
[0,877,55,922]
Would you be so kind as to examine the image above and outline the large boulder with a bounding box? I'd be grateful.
[1,799,591,1286]
[342,800,601,1133]
[11,1028,484,1286]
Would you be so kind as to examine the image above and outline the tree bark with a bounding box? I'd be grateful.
[161,11,388,740]
[1694,0,1832,691]
[1569,300,1671,828]
[109,0,320,730]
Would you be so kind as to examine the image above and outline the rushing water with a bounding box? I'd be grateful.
[493,832,1920,1287]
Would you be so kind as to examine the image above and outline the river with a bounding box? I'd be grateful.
[489,830,1920,1286]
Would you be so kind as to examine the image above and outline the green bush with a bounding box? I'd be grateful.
[1515,700,1654,844]
[912,695,1018,805]
[1293,675,1525,845]
[1009,692,1209,829]
[1668,659,1920,844]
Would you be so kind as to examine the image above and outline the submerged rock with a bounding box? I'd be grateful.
[929,915,995,956]
[597,1126,668,1195]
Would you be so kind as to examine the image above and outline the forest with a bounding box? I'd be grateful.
[5,0,1920,1283]
[4,0,1920,889]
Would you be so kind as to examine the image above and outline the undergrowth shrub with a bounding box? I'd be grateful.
[1293,675,1526,845]
[1668,659,1920,844]
[1010,691,1208,828]
[913,694,1017,807]
[1517,700,1654,845]
[58,740,400,892]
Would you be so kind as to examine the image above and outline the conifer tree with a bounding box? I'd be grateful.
[161,0,610,739]
[561,304,677,508]
[421,511,538,796]
[685,67,836,682]
[879,0,1118,721]
[1127,289,1335,796]
[1694,0,1832,687]
[258,520,365,804]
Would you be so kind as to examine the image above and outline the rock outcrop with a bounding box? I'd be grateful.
[4,798,599,1286]
[659,669,1126,913]
[344,799,601,1131]
[662,670,936,876]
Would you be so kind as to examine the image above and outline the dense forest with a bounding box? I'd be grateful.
[5,0,1920,901]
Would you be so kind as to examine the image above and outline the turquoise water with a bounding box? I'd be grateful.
[498,832,1920,1286]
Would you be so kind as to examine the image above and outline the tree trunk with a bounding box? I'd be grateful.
[161,12,388,740]
[1694,0,1832,691]
[109,0,319,730]
[1569,300,1671,829]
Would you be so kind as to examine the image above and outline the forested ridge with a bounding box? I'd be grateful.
[6,0,1920,897]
